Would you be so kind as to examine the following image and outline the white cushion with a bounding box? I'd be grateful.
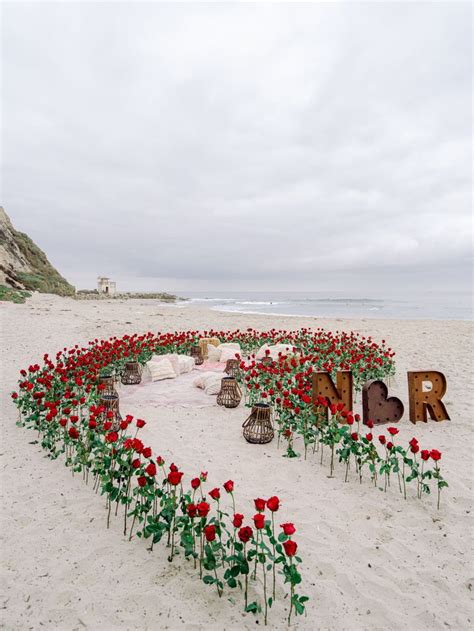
[193,371,216,389]
[203,373,222,395]
[207,344,222,362]
[147,358,177,381]
[178,355,195,374]
[151,353,180,375]
[220,347,240,363]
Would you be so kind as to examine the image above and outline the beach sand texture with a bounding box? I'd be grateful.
[1,294,473,630]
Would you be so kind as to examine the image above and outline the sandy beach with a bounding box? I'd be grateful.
[1,294,473,630]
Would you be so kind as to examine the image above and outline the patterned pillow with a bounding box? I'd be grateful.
[147,358,177,381]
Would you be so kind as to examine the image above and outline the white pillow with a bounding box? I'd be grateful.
[147,358,177,381]
[220,347,240,363]
[207,344,222,362]
[203,373,222,395]
[268,344,292,359]
[151,353,180,375]
[193,371,216,389]
[178,355,195,374]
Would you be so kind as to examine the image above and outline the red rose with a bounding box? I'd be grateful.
[142,447,152,458]
[103,422,112,431]
[347,415,354,426]
[204,524,216,542]
[366,420,374,429]
[421,449,430,461]
[120,420,128,430]
[238,526,253,543]
[233,513,244,528]
[254,498,266,512]
[167,471,183,486]
[351,432,358,441]
[156,456,164,466]
[11,392,18,400]
[136,419,146,428]
[145,462,157,477]
[132,458,141,469]
[137,476,147,488]
[266,496,280,512]
[411,444,420,454]
[197,501,210,518]
[387,441,394,451]
[209,487,220,501]
[191,477,201,489]
[200,471,208,481]
[223,480,234,493]
[88,419,97,429]
[387,427,399,436]
[253,513,265,529]
[430,449,442,462]
[68,427,79,440]
[365,433,373,442]
[283,539,298,557]
[105,431,118,443]
[187,503,197,518]
[280,522,296,536]
[379,435,386,445]
[169,463,178,472]
[409,438,418,448]
[59,418,67,427]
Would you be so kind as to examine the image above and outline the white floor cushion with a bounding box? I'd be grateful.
[147,358,177,381]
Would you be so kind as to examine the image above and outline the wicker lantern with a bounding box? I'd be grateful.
[121,361,142,385]
[99,393,122,430]
[242,403,274,444]
[190,345,204,366]
[225,358,240,378]
[98,373,118,396]
[217,376,242,408]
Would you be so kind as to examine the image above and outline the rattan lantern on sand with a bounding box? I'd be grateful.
[217,376,242,408]
[242,403,274,444]
[121,361,142,385]
[225,358,240,378]
[100,393,122,429]
[98,373,118,396]
[190,345,204,365]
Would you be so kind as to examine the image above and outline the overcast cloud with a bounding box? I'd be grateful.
[1,1,472,294]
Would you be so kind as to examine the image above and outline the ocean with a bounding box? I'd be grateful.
[177,291,473,320]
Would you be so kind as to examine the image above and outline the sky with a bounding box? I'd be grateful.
[1,1,472,296]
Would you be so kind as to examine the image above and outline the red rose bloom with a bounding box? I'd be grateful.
[283,539,298,557]
[145,462,157,477]
[136,419,146,428]
[266,496,280,512]
[132,458,141,469]
[137,476,147,488]
[156,456,164,466]
[197,501,210,518]
[254,498,266,512]
[223,480,234,493]
[366,420,374,429]
[191,477,201,489]
[365,433,373,442]
[351,432,358,441]
[209,487,220,500]
[386,441,394,451]
[68,427,79,440]
[430,449,442,462]
[421,449,430,461]
[238,526,253,543]
[280,522,296,536]
[387,427,399,436]
[411,444,420,454]
[253,513,265,529]
[187,503,197,518]
[169,463,178,472]
[204,524,216,542]
[142,447,152,458]
[233,513,244,528]
[409,438,418,448]
[379,435,386,445]
[167,471,184,486]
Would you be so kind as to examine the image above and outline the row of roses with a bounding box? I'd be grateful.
[11,330,327,624]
